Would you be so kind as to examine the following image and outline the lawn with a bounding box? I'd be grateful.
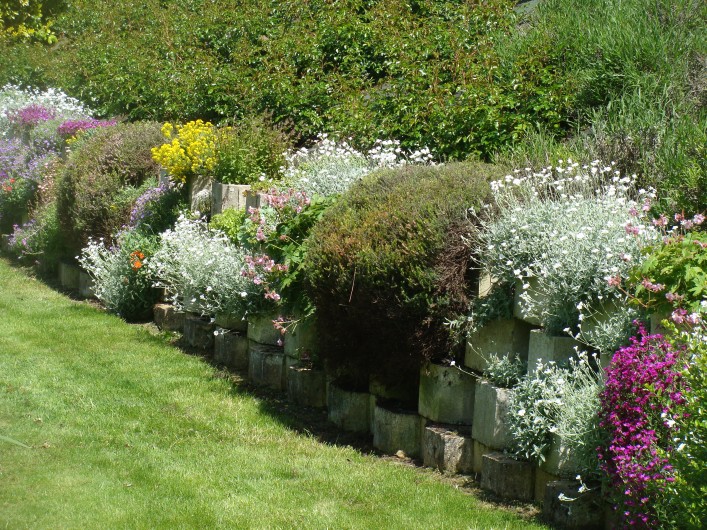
[0,258,548,529]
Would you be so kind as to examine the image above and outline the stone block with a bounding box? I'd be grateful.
[248,314,282,346]
[153,303,185,332]
[418,362,475,425]
[58,262,80,290]
[472,439,492,474]
[527,330,581,373]
[78,271,95,299]
[370,375,418,406]
[472,380,512,450]
[422,424,474,474]
[213,328,249,370]
[211,181,250,215]
[215,312,248,333]
[283,316,319,360]
[327,383,371,433]
[248,341,286,390]
[465,318,532,373]
[287,364,327,408]
[544,480,604,529]
[0,234,11,253]
[188,174,212,212]
[535,467,560,504]
[372,404,422,458]
[480,452,535,502]
[245,190,266,210]
[650,311,670,335]
[184,313,215,351]
[541,434,584,478]
[513,277,546,326]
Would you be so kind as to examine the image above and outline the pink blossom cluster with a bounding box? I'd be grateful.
[242,254,288,302]
[598,325,688,528]
[8,104,56,127]
[57,118,117,137]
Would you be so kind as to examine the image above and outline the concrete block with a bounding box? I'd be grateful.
[418,362,475,425]
[215,312,248,333]
[480,452,535,502]
[513,277,546,326]
[184,313,215,350]
[248,341,285,390]
[535,467,560,504]
[213,328,248,370]
[527,329,581,373]
[78,271,95,299]
[211,182,250,215]
[153,303,185,332]
[541,434,584,478]
[372,404,422,458]
[465,318,532,373]
[245,190,267,210]
[287,364,327,408]
[327,383,371,433]
[472,380,512,450]
[473,439,493,474]
[544,480,604,529]
[58,262,80,290]
[370,375,418,406]
[422,424,474,474]
[248,314,282,346]
[650,311,670,335]
[283,316,319,361]
[0,234,11,252]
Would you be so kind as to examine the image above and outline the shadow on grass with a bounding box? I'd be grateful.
[0,253,550,527]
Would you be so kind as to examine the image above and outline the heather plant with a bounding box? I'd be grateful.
[304,162,503,388]
[55,121,164,255]
[598,324,689,528]
[56,118,117,139]
[149,215,263,318]
[509,352,604,476]
[79,228,160,321]
[151,120,217,185]
[474,161,659,351]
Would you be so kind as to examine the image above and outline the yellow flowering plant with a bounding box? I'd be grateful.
[151,120,217,184]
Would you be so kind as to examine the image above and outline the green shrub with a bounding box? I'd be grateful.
[213,115,293,187]
[55,122,163,256]
[303,161,504,390]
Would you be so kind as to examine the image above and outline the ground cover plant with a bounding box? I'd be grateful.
[0,257,549,529]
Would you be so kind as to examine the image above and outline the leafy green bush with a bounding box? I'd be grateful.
[303,161,504,389]
[55,122,164,256]
[495,0,707,213]
[213,115,293,187]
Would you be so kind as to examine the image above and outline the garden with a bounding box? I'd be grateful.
[0,0,705,528]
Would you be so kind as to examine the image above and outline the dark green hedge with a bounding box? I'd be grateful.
[303,162,506,393]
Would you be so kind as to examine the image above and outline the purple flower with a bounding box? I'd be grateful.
[8,104,56,128]
[57,118,117,137]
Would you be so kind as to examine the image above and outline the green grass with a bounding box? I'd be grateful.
[0,258,548,529]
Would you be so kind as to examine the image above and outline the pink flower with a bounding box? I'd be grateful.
[608,275,622,288]
[693,213,705,225]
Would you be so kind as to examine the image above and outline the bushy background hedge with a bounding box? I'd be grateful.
[304,162,504,393]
